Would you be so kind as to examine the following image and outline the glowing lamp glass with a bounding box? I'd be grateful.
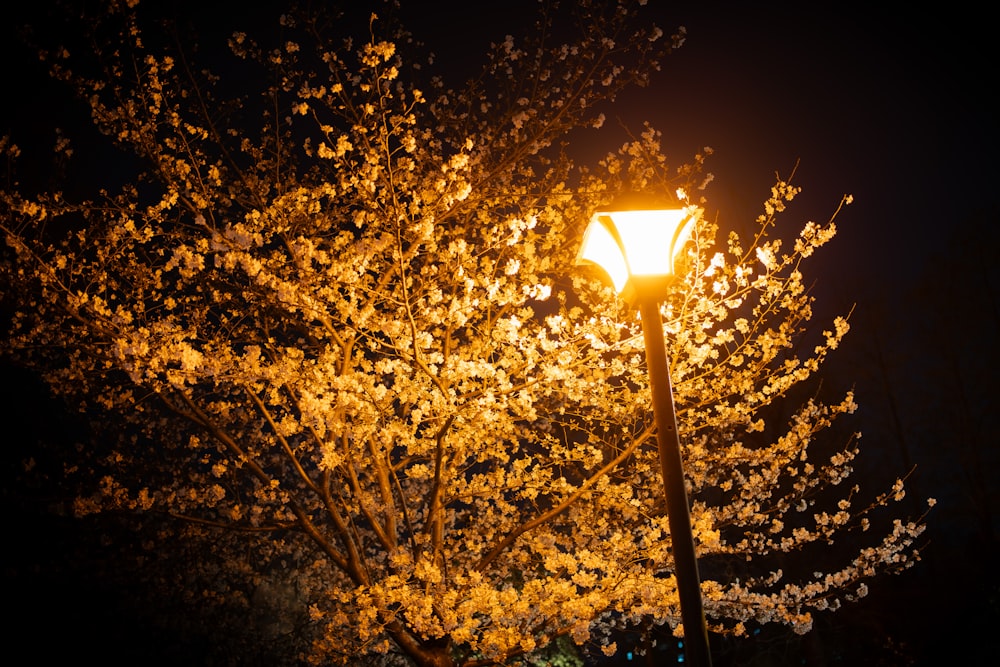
[578,208,694,296]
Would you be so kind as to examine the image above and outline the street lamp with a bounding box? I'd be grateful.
[577,193,713,667]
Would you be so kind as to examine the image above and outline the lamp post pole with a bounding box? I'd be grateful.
[638,297,712,667]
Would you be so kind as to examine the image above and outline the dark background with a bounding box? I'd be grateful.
[2,1,997,664]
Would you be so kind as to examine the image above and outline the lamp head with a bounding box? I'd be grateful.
[577,192,696,305]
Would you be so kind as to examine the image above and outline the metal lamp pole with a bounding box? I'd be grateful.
[638,297,712,667]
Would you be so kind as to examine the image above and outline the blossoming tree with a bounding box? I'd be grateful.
[1,1,929,665]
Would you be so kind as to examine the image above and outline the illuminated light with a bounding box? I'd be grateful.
[577,201,696,304]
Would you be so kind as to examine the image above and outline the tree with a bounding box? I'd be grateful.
[1,1,929,665]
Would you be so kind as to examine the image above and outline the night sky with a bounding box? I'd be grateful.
[2,1,997,665]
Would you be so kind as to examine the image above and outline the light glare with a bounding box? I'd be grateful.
[577,207,695,296]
